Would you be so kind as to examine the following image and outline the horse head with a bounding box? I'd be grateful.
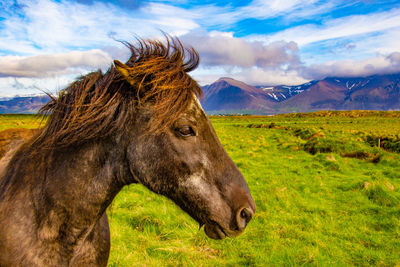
[113,38,256,239]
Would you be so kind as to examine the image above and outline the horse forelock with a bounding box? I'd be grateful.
[32,36,203,150]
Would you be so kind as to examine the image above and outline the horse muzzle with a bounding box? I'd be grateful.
[204,203,255,240]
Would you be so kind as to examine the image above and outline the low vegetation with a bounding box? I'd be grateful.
[1,111,399,266]
[0,114,44,131]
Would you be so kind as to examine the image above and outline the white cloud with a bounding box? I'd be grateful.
[0,0,200,56]
[388,52,400,65]
[257,7,400,46]
[193,65,307,86]
[0,75,75,97]
[181,31,300,69]
[0,49,112,77]
[351,27,400,56]
[237,0,320,19]
[301,52,400,79]
[234,68,308,86]
[190,0,337,28]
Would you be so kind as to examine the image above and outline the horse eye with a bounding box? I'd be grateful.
[177,126,195,137]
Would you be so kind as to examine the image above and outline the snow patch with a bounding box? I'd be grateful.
[262,87,274,91]
[267,93,279,101]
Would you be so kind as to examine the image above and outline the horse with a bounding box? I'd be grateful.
[0,37,256,266]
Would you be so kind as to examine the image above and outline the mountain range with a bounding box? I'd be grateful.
[202,73,400,114]
[0,95,50,114]
[1,72,400,114]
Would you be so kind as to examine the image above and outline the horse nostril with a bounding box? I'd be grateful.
[240,207,253,222]
[240,209,249,220]
[236,207,254,230]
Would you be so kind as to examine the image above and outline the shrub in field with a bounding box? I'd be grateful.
[293,128,316,140]
[246,122,276,129]
[365,134,400,153]
[303,137,334,154]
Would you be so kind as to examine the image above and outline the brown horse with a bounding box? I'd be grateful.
[0,37,255,266]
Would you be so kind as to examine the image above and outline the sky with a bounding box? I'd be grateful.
[1,0,400,97]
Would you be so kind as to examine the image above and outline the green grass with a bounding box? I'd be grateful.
[0,114,44,131]
[1,112,400,266]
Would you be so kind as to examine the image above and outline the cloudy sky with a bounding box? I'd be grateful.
[1,0,400,97]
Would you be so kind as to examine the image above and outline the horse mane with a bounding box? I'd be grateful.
[32,36,202,149]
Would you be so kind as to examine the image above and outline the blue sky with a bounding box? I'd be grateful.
[1,0,400,96]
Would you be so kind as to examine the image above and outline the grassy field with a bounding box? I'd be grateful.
[0,114,44,131]
[1,111,399,266]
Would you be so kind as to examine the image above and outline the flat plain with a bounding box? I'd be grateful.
[0,111,399,266]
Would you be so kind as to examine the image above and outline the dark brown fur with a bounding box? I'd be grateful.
[0,37,255,266]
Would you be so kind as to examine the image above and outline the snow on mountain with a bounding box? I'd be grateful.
[255,80,318,102]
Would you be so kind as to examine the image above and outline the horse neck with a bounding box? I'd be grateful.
[0,136,133,264]
[38,138,130,222]
[5,137,131,241]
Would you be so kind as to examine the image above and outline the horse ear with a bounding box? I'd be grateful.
[114,60,130,80]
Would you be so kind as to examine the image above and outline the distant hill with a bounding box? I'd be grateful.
[0,95,50,114]
[278,73,400,112]
[202,73,400,113]
[201,77,275,113]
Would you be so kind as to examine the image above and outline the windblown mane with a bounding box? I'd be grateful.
[33,37,202,149]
